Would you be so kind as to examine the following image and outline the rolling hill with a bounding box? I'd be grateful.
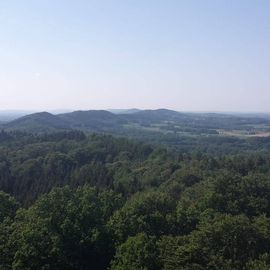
[58,110,126,131]
[4,112,71,133]
[2,109,270,139]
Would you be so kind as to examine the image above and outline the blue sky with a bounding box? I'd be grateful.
[0,0,270,111]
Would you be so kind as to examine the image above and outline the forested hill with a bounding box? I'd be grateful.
[3,109,270,138]
[2,130,270,269]
[4,112,71,132]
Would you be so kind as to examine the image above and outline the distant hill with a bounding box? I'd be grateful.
[2,109,270,138]
[108,108,141,114]
[3,110,126,133]
[58,110,126,131]
[120,108,186,123]
[4,112,70,133]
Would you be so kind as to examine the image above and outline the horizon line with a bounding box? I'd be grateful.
[1,108,270,114]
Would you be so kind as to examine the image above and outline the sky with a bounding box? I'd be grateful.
[0,0,270,112]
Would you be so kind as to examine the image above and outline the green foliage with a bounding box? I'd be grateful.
[1,186,123,270]
[0,132,154,204]
[111,233,159,270]
[159,214,270,270]
[109,191,176,243]
[247,254,270,270]
[0,191,19,222]
[205,172,270,216]
[0,218,14,270]
[1,131,270,269]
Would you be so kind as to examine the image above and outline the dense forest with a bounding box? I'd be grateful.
[1,129,270,269]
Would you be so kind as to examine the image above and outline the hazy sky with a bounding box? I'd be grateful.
[0,0,270,111]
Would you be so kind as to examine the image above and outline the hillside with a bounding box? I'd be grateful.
[4,112,71,133]
[2,109,270,141]
[58,110,126,131]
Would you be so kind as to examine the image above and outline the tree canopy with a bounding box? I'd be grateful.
[1,130,270,269]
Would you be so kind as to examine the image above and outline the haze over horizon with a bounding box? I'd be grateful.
[1,1,269,112]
